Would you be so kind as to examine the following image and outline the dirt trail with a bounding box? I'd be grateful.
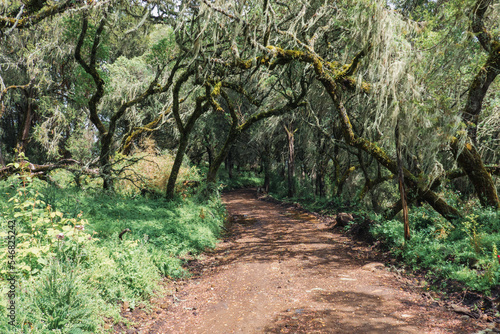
[118,189,490,333]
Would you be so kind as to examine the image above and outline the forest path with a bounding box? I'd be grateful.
[118,188,488,334]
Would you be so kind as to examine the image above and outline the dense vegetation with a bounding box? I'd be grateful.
[0,0,499,332]
[0,152,225,332]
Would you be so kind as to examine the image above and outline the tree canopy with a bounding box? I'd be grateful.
[1,0,499,219]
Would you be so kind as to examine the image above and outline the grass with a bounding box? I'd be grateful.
[216,168,263,191]
[0,153,225,333]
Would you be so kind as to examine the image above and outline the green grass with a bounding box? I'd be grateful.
[217,169,263,191]
[367,205,500,293]
[0,172,225,333]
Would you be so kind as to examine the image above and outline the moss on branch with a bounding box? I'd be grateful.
[0,1,81,30]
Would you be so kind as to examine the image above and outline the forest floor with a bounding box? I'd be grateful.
[116,188,495,334]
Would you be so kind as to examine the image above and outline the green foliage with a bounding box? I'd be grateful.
[146,27,176,66]
[21,261,104,333]
[218,170,263,191]
[0,163,92,277]
[0,166,225,332]
[371,204,500,293]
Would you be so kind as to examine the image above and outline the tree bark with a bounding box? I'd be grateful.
[395,120,410,241]
[449,0,500,209]
[0,146,5,167]
[451,137,500,209]
[16,88,35,154]
[262,145,271,193]
[166,96,208,199]
[227,151,233,179]
[284,121,295,198]
[204,85,307,186]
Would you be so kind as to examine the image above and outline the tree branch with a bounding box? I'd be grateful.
[74,15,107,136]
[470,0,494,52]
[0,0,81,30]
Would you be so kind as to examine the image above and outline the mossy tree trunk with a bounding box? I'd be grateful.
[451,0,500,209]
[16,87,36,155]
[166,95,208,199]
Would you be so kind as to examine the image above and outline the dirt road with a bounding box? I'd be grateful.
[118,189,490,333]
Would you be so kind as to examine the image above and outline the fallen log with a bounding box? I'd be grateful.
[0,159,98,180]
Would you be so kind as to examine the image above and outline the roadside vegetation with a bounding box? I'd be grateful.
[0,152,225,333]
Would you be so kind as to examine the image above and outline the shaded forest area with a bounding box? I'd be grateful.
[0,0,499,332]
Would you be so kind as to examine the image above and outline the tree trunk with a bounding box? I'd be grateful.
[165,132,189,199]
[316,136,326,198]
[337,165,356,197]
[206,144,213,169]
[0,146,4,167]
[16,88,35,154]
[166,98,208,199]
[262,143,271,193]
[99,133,113,190]
[395,120,410,242]
[207,128,238,183]
[226,150,233,179]
[451,138,500,209]
[284,122,295,198]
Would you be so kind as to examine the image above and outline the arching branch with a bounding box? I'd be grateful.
[0,0,82,31]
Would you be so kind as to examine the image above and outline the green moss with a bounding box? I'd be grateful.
[211,81,223,97]
[283,49,304,59]
[236,58,253,69]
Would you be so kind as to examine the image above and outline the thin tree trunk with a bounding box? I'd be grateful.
[0,146,5,167]
[316,135,327,198]
[17,88,35,154]
[263,148,271,193]
[165,132,189,198]
[207,128,238,183]
[395,120,410,242]
[284,122,295,198]
[166,97,207,199]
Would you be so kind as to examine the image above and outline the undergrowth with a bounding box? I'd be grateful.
[371,205,500,293]
[217,169,263,191]
[0,153,225,333]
